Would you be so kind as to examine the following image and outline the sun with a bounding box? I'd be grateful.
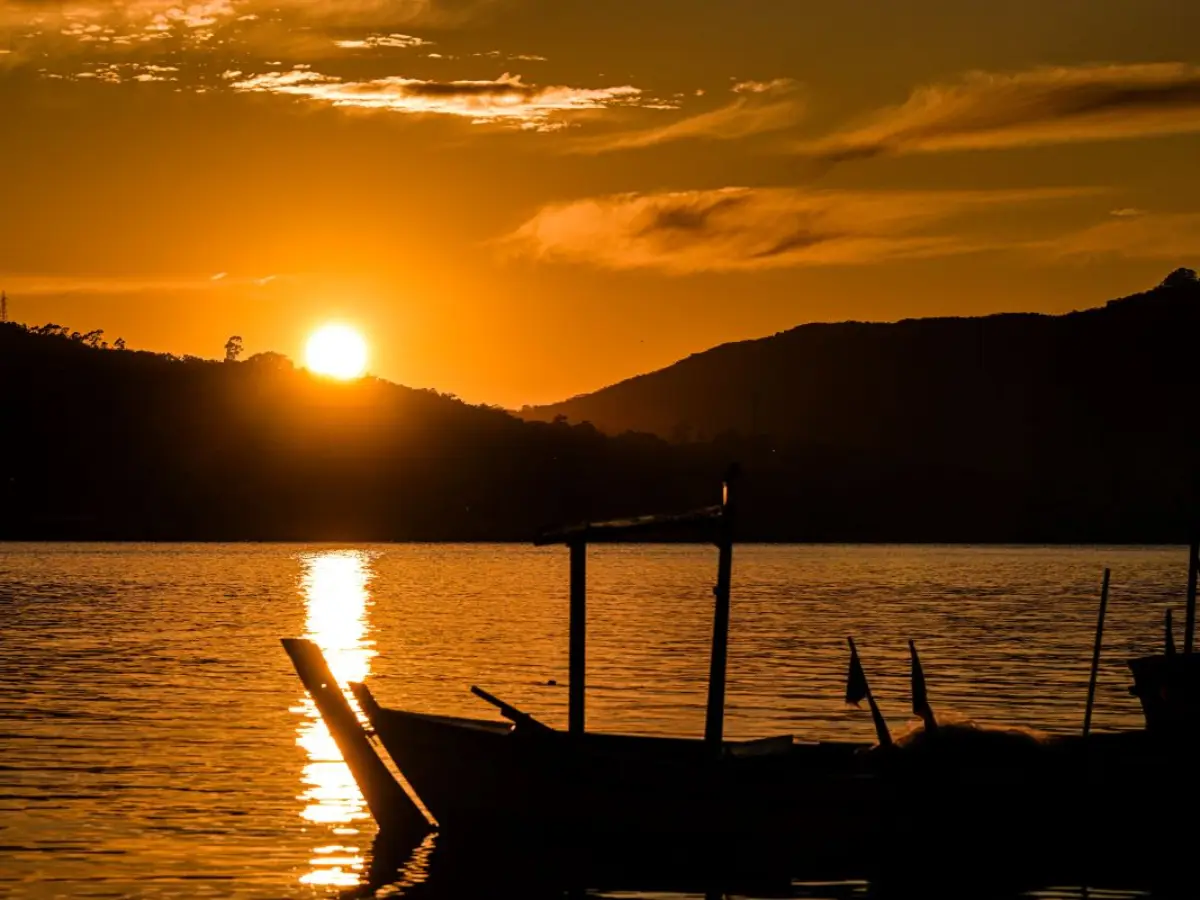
[305,324,369,380]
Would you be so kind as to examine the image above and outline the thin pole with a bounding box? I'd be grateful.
[1082,568,1111,738]
[704,475,736,752]
[568,540,586,735]
[1185,540,1198,655]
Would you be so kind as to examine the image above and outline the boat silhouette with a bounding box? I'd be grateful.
[281,475,1199,893]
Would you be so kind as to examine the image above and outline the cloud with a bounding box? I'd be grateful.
[0,0,501,60]
[1041,212,1200,261]
[1,272,281,296]
[67,60,178,82]
[503,186,1087,274]
[333,32,429,49]
[223,67,643,129]
[803,63,1200,161]
[575,78,804,153]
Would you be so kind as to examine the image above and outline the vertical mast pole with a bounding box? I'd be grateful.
[1185,540,1198,655]
[568,539,587,735]
[704,470,737,752]
[1082,568,1111,738]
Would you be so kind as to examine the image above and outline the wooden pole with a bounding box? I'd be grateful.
[1082,568,1111,738]
[704,474,737,752]
[568,540,587,735]
[1185,540,1198,655]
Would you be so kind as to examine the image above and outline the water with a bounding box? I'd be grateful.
[0,543,1187,899]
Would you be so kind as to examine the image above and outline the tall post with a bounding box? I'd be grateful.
[704,474,736,752]
[1185,540,1198,655]
[568,540,587,735]
[1083,568,1111,738]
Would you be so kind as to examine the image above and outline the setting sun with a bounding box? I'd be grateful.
[305,325,368,380]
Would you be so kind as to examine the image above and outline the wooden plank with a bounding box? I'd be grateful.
[569,540,586,735]
[535,504,723,546]
[469,685,552,732]
[281,638,430,837]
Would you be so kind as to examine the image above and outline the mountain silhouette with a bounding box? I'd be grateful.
[519,270,1200,539]
[0,326,710,541]
[3,269,1198,543]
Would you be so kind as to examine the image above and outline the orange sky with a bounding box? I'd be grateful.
[2,0,1199,407]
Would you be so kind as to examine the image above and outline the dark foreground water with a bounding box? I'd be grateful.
[0,544,1189,898]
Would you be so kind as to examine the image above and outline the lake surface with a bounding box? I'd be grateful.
[0,543,1189,899]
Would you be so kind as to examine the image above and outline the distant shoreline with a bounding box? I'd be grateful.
[0,536,1188,548]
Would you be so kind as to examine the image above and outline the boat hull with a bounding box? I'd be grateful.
[356,688,1199,877]
[360,698,872,846]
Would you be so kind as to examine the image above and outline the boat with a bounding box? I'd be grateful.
[281,476,1200,887]
[1127,541,1200,735]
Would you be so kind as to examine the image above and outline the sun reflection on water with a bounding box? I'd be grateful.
[295,549,377,889]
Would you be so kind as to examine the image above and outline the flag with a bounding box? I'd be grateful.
[910,639,937,731]
[845,637,869,706]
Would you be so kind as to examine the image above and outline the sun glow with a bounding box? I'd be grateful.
[305,324,368,380]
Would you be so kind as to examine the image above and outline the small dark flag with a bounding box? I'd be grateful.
[1166,608,1176,656]
[910,639,937,731]
[909,640,927,714]
[845,637,869,706]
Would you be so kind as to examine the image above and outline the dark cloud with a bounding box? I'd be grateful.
[803,63,1200,160]
[505,186,1089,274]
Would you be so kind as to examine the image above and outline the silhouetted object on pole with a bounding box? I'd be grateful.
[909,639,937,732]
[569,541,586,735]
[1083,568,1111,738]
[846,637,892,747]
[704,464,738,753]
[1166,608,1176,656]
[1185,540,1198,655]
[281,638,430,836]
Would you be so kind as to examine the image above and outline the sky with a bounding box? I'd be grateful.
[2,0,1199,407]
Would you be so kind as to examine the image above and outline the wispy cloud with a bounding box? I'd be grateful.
[803,63,1200,161]
[1041,212,1200,261]
[223,67,643,129]
[1,272,283,296]
[573,78,804,153]
[504,186,1088,274]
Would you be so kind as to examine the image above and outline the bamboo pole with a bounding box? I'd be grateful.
[704,473,737,752]
[1082,568,1111,738]
[568,540,587,735]
[1185,540,1198,655]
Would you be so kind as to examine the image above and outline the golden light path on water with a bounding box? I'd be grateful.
[295,550,377,889]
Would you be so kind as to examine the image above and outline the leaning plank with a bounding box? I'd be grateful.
[535,504,723,546]
[281,638,431,837]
